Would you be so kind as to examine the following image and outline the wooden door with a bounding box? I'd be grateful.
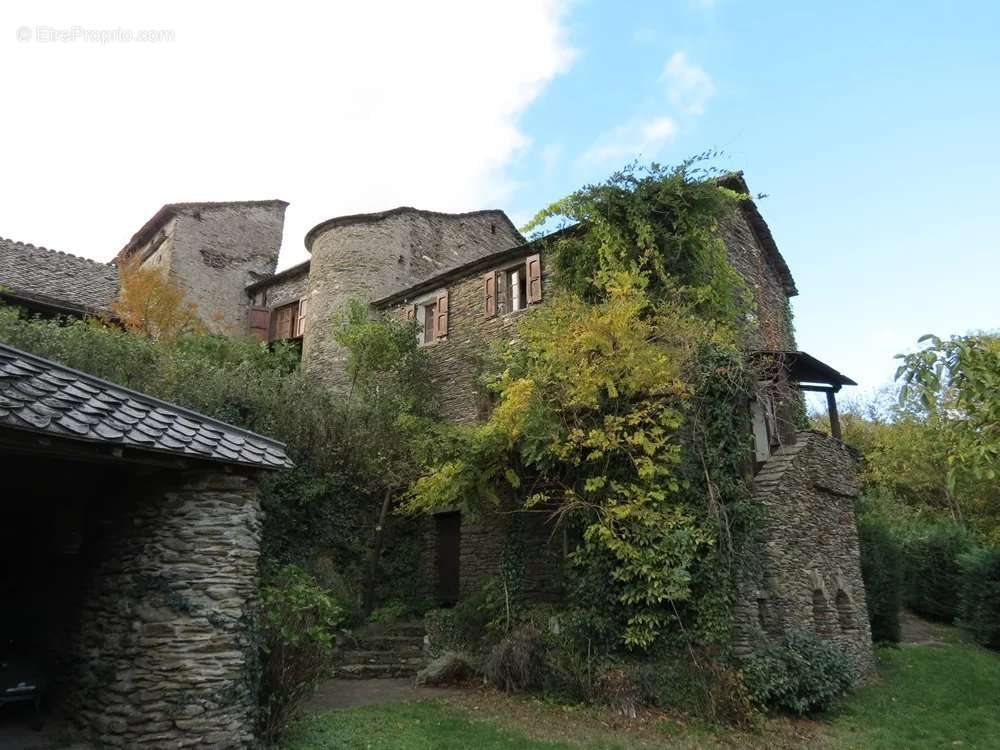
[435,512,461,606]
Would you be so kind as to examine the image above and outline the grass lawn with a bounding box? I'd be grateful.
[826,643,1000,749]
[285,642,1000,750]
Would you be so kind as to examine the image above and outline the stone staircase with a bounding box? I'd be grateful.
[334,620,428,679]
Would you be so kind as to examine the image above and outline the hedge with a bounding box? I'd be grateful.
[858,517,903,643]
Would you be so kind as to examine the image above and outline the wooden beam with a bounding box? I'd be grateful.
[826,390,842,441]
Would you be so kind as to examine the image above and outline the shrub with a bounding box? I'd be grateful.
[902,521,977,622]
[484,625,546,693]
[368,600,410,624]
[258,565,345,745]
[858,517,903,642]
[743,632,853,715]
[596,664,640,718]
[636,649,760,728]
[957,546,1000,649]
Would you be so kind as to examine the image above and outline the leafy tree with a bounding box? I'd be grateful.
[111,256,204,338]
[895,333,1000,539]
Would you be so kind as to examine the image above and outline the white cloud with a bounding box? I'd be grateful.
[577,50,712,166]
[0,0,576,268]
[661,51,715,115]
[580,116,678,164]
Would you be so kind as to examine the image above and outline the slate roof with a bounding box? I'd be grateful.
[0,236,120,314]
[0,342,292,470]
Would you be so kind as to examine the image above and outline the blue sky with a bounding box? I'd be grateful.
[501,0,1000,394]
[2,1,997,395]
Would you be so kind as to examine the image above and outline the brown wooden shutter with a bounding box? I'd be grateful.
[484,271,496,318]
[526,253,543,304]
[294,298,308,338]
[274,305,294,340]
[248,306,270,342]
[434,289,449,338]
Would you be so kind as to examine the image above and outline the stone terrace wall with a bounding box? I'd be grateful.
[69,471,262,748]
[733,431,874,677]
[719,208,795,351]
[303,209,522,390]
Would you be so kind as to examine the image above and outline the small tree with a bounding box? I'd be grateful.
[258,565,344,745]
[111,256,203,339]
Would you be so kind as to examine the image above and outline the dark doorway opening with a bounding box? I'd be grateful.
[435,512,461,606]
[0,454,128,744]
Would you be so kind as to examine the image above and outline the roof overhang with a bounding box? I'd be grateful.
[751,350,857,391]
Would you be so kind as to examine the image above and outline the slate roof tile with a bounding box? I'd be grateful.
[0,236,120,313]
[0,342,292,470]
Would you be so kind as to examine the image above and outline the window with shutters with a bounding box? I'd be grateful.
[269,299,308,343]
[413,288,448,345]
[487,253,543,317]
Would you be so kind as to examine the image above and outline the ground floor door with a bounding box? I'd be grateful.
[435,512,461,606]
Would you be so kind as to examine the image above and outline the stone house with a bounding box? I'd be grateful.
[0,172,873,680]
[0,341,290,747]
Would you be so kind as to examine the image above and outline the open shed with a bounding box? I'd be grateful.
[0,343,291,748]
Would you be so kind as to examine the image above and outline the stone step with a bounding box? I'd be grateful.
[335,662,422,679]
[348,634,425,651]
[339,647,425,662]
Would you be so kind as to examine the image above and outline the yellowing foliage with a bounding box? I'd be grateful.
[111,257,203,339]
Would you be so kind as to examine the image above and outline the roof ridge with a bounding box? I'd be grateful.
[0,235,115,270]
[304,206,522,251]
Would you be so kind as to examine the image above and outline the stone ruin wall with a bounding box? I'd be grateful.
[67,471,263,748]
[733,431,875,678]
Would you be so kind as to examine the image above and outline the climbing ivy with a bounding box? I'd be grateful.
[407,159,760,650]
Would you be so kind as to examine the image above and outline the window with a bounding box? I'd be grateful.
[484,253,543,318]
[272,302,299,341]
[506,267,527,312]
[410,289,449,345]
[421,301,437,344]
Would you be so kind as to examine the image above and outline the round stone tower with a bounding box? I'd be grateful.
[301,207,523,389]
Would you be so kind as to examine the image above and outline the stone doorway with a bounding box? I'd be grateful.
[435,512,461,607]
[0,455,128,744]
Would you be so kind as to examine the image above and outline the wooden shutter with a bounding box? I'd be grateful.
[434,289,449,338]
[248,306,270,342]
[294,298,308,338]
[274,304,294,340]
[484,271,496,317]
[526,253,543,304]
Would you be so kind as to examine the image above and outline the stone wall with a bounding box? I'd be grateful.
[302,209,522,389]
[386,249,550,424]
[733,431,874,677]
[68,470,263,748]
[422,506,563,606]
[719,208,795,351]
[168,204,286,335]
[249,264,310,310]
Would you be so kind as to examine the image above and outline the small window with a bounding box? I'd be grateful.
[421,301,437,344]
[506,267,527,313]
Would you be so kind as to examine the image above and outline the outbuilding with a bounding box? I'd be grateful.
[0,342,290,748]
